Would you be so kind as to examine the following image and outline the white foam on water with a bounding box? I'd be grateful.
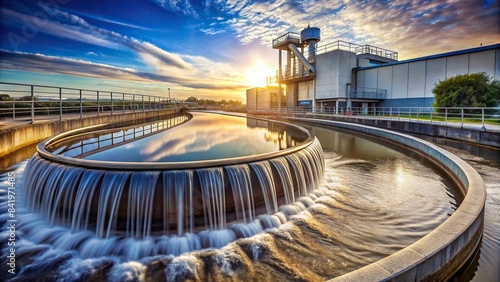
[166,254,201,281]
[109,261,146,282]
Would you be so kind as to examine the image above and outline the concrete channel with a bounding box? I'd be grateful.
[0,110,488,281]
[284,117,487,281]
[0,109,177,159]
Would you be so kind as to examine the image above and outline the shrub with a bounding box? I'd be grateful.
[432,72,500,109]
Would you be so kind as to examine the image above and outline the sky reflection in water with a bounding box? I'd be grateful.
[82,112,307,162]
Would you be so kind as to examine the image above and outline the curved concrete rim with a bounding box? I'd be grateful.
[36,112,315,170]
[287,117,486,281]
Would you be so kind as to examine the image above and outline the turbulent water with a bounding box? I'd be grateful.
[0,126,460,281]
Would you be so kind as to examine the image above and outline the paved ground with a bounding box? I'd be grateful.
[0,109,160,130]
[308,113,500,133]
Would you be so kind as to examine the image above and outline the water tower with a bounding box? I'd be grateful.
[272,26,320,110]
[301,25,321,63]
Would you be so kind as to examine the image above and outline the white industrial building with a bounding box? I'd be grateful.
[246,86,282,109]
[247,26,500,111]
[357,44,500,108]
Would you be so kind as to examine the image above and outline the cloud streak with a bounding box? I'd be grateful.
[0,4,253,97]
[0,50,246,92]
[200,0,499,59]
[0,50,173,82]
[152,0,199,17]
[1,6,191,70]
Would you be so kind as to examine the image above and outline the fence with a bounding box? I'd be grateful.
[56,114,191,158]
[246,106,500,130]
[350,87,386,99]
[0,82,183,123]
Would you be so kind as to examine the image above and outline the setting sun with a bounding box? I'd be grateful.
[244,62,276,87]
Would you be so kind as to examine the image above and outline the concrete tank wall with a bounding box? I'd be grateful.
[281,116,486,281]
[0,109,176,159]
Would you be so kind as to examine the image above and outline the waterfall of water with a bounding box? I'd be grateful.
[23,138,325,257]
[127,171,159,239]
[72,170,105,231]
[270,158,295,204]
[249,161,279,214]
[48,166,82,225]
[225,165,255,223]
[163,170,194,236]
[197,168,226,230]
[96,171,130,238]
[285,154,308,197]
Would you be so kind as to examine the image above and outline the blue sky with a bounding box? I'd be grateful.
[0,0,498,101]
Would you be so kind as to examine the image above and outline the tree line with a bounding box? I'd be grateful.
[185,96,244,107]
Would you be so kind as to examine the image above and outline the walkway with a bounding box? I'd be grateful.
[308,112,500,133]
[0,108,172,130]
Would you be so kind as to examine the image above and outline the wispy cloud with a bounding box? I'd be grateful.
[152,0,199,17]
[199,27,226,35]
[0,50,247,93]
[216,0,250,14]
[333,0,500,58]
[1,2,257,98]
[73,12,156,31]
[0,50,173,82]
[210,0,499,59]
[2,5,192,70]
[1,8,120,50]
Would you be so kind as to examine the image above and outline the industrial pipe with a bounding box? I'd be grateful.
[288,43,315,73]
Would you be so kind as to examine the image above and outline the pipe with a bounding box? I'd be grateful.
[288,43,315,73]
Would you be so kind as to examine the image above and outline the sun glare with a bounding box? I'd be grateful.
[245,62,275,88]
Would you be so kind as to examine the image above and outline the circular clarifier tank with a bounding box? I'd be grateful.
[24,112,324,252]
[52,112,311,163]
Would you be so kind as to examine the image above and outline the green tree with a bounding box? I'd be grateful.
[432,72,500,108]
[17,95,39,101]
[0,94,12,101]
[185,96,198,102]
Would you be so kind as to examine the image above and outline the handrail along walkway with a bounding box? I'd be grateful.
[0,82,183,124]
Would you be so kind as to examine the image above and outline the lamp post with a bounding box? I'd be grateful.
[168,88,171,108]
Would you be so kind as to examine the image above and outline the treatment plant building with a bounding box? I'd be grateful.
[246,27,500,112]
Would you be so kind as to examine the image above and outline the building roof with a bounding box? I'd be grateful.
[357,43,500,71]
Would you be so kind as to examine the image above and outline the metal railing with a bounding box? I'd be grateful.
[350,87,387,100]
[272,32,301,48]
[246,106,500,131]
[355,45,399,60]
[278,61,314,81]
[54,114,191,158]
[0,82,183,123]
[315,40,398,60]
[269,39,398,83]
[276,40,399,61]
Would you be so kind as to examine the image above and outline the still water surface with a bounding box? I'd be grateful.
[47,112,308,162]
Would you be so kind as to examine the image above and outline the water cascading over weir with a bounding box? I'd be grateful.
[23,112,324,258]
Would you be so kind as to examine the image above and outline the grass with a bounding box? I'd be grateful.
[360,112,500,125]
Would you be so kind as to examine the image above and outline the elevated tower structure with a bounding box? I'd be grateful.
[264,27,499,112]
[272,26,321,109]
[271,26,398,112]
